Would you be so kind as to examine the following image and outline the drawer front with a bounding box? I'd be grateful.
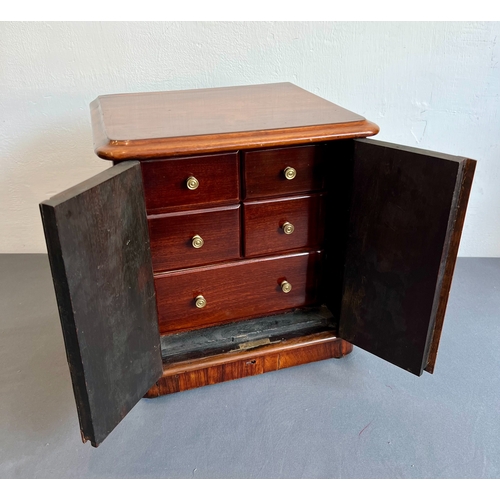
[243,194,326,257]
[243,145,328,199]
[155,251,323,334]
[149,205,241,273]
[141,152,240,213]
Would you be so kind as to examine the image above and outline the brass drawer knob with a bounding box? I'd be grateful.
[281,280,292,293]
[192,235,204,248]
[282,221,294,235]
[283,166,296,180]
[195,295,207,308]
[186,176,199,190]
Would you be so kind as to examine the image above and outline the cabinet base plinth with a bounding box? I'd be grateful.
[145,332,352,398]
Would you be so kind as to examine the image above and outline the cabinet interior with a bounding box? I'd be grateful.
[160,306,337,365]
[149,139,353,367]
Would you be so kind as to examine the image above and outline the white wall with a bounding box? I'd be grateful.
[1,22,499,256]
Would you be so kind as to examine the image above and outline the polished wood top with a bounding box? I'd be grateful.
[91,83,379,160]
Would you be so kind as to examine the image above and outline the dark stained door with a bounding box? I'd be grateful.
[337,139,475,375]
[40,162,162,447]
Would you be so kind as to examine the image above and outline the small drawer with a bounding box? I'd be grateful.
[155,250,323,334]
[141,152,240,213]
[243,194,326,257]
[243,144,328,199]
[148,205,241,273]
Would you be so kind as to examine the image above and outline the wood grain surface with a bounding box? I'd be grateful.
[141,152,240,214]
[91,83,379,160]
[148,205,241,272]
[146,332,353,397]
[155,250,324,334]
[338,139,476,376]
[39,162,162,447]
[243,194,326,257]
[243,143,328,199]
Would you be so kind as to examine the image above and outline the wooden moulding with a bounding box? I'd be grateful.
[145,331,352,398]
[93,121,380,161]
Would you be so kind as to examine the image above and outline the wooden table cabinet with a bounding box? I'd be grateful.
[39,83,476,447]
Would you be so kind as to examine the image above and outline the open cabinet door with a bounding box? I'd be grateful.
[337,139,475,376]
[40,162,162,447]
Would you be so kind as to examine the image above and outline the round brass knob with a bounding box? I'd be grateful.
[281,281,292,293]
[186,176,199,190]
[192,235,204,249]
[283,167,296,180]
[282,221,294,235]
[195,295,206,308]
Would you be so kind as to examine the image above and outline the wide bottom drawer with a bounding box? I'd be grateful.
[155,250,323,334]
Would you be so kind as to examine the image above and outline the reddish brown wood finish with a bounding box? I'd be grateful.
[145,332,353,397]
[155,251,323,334]
[141,152,239,214]
[243,144,328,199]
[425,157,476,373]
[91,83,379,160]
[148,205,241,273]
[243,194,326,257]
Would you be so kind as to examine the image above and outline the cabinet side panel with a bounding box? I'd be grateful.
[425,158,476,373]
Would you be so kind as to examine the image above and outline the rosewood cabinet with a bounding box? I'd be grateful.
[40,83,476,447]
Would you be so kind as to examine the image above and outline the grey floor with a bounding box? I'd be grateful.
[0,255,499,478]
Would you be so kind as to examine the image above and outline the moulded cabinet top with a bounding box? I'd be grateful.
[90,82,379,160]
